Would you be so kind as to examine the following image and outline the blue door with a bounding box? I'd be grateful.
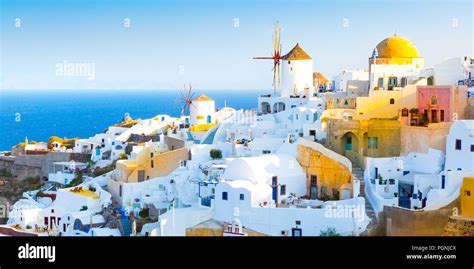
[272,177,278,203]
[441,175,446,189]
[207,115,211,123]
[344,135,352,151]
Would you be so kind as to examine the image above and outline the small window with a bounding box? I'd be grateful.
[401,77,407,87]
[150,152,154,158]
[306,114,309,121]
[377,78,384,88]
[389,98,395,104]
[465,190,471,197]
[430,96,438,105]
[388,77,397,90]
[240,194,244,200]
[272,176,278,186]
[296,114,299,120]
[151,160,154,168]
[295,220,301,225]
[470,144,474,152]
[222,192,228,200]
[401,108,409,117]
[368,137,378,149]
[427,76,434,85]
[455,139,462,150]
[280,185,286,195]
[52,209,54,213]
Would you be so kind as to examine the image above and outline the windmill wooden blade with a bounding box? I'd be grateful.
[253,21,282,95]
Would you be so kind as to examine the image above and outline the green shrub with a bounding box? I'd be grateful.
[93,165,114,177]
[65,170,83,188]
[320,227,340,236]
[138,208,149,218]
[209,149,222,159]
[124,144,133,155]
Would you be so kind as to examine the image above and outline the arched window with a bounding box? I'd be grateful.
[390,98,395,104]
[430,96,438,105]
[119,185,122,197]
[427,76,434,85]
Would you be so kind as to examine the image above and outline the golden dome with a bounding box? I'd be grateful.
[375,35,420,58]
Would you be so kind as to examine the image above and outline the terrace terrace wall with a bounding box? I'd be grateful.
[382,197,460,236]
[400,122,451,155]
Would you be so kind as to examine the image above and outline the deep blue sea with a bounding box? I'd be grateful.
[0,89,267,151]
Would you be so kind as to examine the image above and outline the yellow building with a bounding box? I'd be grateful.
[115,136,189,183]
[325,118,401,168]
[356,84,418,120]
[297,139,353,200]
[185,219,267,236]
[461,176,474,218]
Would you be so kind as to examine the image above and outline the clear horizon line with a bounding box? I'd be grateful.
[0,88,272,92]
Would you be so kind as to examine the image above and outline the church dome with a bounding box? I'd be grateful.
[375,35,420,58]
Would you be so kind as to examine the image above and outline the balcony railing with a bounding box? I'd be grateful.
[458,78,474,87]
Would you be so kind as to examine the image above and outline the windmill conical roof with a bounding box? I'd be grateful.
[281,43,312,60]
[193,94,214,101]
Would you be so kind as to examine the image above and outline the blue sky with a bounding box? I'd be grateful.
[1,0,472,90]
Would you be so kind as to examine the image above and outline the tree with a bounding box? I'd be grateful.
[65,169,83,188]
[209,149,222,159]
[124,144,133,155]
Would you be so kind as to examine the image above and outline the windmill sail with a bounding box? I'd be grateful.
[254,21,282,95]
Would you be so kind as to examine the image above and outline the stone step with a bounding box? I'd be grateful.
[351,165,378,226]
